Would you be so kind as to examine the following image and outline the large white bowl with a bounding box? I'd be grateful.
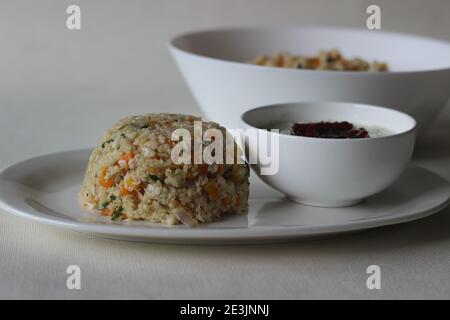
[169,26,450,134]
[241,102,417,207]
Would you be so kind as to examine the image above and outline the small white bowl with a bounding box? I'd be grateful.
[241,102,417,207]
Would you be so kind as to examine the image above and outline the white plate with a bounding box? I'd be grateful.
[0,149,449,244]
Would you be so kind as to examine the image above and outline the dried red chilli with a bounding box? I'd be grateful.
[291,121,370,139]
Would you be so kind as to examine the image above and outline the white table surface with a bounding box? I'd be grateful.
[1,0,450,299]
[0,98,449,300]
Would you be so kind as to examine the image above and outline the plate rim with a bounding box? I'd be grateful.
[0,149,449,242]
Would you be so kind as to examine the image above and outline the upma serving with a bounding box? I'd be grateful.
[79,114,249,227]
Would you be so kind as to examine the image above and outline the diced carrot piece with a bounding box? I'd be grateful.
[99,167,114,188]
[99,167,107,178]
[100,179,114,188]
[186,170,196,182]
[276,55,284,67]
[120,187,138,198]
[309,58,321,68]
[217,164,226,176]
[120,152,135,163]
[204,182,220,200]
[120,187,130,196]
[101,208,112,216]
[235,194,241,207]
[222,196,230,206]
[198,164,208,175]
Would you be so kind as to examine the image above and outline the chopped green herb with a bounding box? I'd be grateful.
[97,201,110,210]
[109,195,116,201]
[244,162,250,178]
[148,174,162,182]
[121,133,126,138]
[101,139,114,149]
[111,206,124,221]
[117,124,128,131]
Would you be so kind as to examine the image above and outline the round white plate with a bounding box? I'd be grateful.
[0,149,449,244]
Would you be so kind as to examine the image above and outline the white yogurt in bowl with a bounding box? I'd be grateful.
[240,102,417,207]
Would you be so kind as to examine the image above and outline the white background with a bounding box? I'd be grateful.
[0,0,449,299]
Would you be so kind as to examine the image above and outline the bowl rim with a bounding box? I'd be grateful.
[240,101,417,142]
[169,25,450,75]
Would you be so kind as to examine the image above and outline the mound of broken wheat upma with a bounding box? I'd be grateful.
[79,113,249,227]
